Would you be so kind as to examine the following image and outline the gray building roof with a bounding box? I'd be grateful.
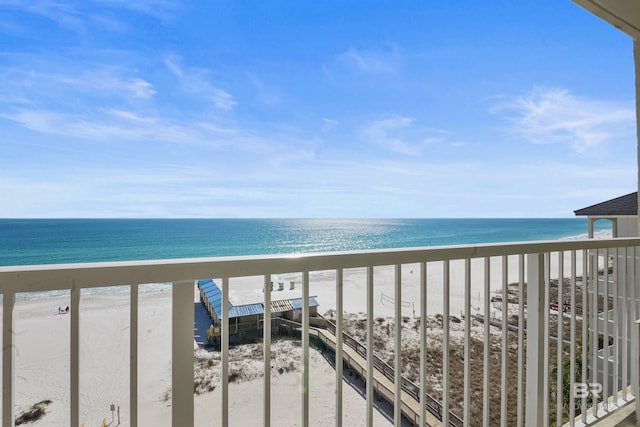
[574,192,638,216]
[197,279,319,319]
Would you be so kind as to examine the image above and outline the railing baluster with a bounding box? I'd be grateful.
[582,249,588,425]
[501,256,508,427]
[603,248,609,410]
[591,249,599,417]
[525,253,545,427]
[543,252,550,426]
[613,248,620,403]
[263,274,271,427]
[516,254,524,427]
[302,271,310,427]
[2,291,15,427]
[335,268,343,427]
[483,257,490,427]
[130,284,139,427]
[632,320,640,425]
[366,266,374,427]
[442,260,450,427]
[463,258,471,427]
[631,245,638,396]
[557,251,563,426]
[394,264,402,427]
[221,277,229,427]
[621,248,629,401]
[569,251,576,425]
[172,280,194,427]
[71,285,80,427]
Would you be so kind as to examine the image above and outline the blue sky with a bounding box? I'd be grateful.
[0,1,637,218]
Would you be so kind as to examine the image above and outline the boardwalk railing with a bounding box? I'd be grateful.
[323,320,464,426]
[1,237,640,426]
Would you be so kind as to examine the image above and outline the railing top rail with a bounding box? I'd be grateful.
[2,237,639,292]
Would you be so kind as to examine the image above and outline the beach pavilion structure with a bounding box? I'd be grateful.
[4,2,640,427]
[197,278,320,342]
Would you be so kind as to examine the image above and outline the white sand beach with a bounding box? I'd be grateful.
[7,288,400,426]
[5,248,591,426]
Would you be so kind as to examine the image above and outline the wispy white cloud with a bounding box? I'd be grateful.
[163,55,236,110]
[1,108,246,149]
[333,46,400,75]
[363,115,418,155]
[0,0,179,35]
[0,66,156,102]
[343,48,394,73]
[493,87,635,153]
[0,1,87,34]
[361,115,447,156]
[163,56,184,78]
[58,71,156,99]
[322,118,338,132]
[246,72,283,106]
[93,0,179,21]
[210,88,236,110]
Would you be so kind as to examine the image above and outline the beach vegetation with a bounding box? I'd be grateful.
[15,400,52,425]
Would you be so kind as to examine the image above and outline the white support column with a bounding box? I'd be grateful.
[501,256,509,427]
[2,292,15,427]
[263,275,271,427]
[70,285,80,427]
[525,254,545,427]
[221,277,229,427]
[394,264,402,427]
[483,257,490,427]
[302,271,310,427]
[366,266,374,427]
[442,261,450,427]
[172,280,194,427]
[422,261,430,427]
[556,252,564,424]
[335,268,343,427]
[130,284,139,427]
[569,251,577,424]
[635,319,640,420]
[582,250,589,424]
[636,39,640,236]
[517,254,525,427]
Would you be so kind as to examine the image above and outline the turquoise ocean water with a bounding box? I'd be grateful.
[0,218,609,267]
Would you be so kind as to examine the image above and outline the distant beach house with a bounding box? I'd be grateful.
[575,192,638,398]
[574,191,638,238]
[197,278,319,343]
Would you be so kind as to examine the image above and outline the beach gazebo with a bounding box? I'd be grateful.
[197,279,320,343]
[574,191,638,238]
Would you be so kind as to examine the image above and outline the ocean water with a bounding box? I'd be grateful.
[0,218,609,267]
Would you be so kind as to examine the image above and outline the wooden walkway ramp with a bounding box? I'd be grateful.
[277,318,449,426]
[312,327,441,427]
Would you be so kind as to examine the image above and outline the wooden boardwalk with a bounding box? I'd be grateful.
[308,326,441,427]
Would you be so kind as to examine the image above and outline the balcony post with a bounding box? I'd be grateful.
[636,39,640,236]
[172,280,194,427]
[2,292,15,427]
[525,253,545,426]
[635,319,640,420]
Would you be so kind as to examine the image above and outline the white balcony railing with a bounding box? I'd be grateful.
[1,237,639,426]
